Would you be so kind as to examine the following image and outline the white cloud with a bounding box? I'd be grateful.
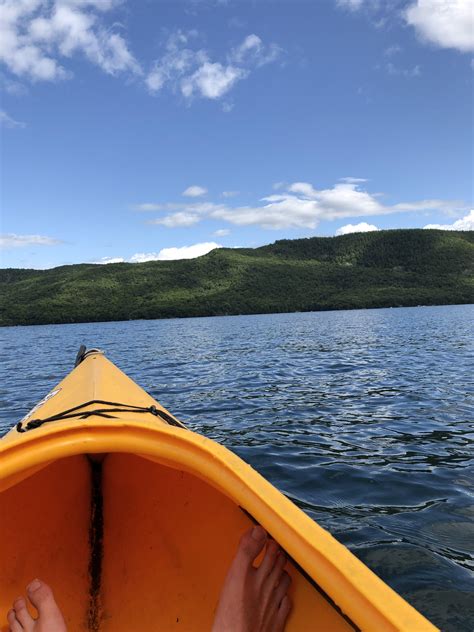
[130,242,221,262]
[146,30,281,102]
[287,182,318,197]
[182,185,207,197]
[213,228,230,237]
[336,222,379,236]
[150,212,200,228]
[222,190,239,198]
[405,0,474,53]
[181,61,245,99]
[286,181,384,218]
[0,232,62,248]
[210,197,319,229]
[0,0,140,82]
[137,180,466,231]
[0,109,26,128]
[424,209,474,231]
[337,0,473,54]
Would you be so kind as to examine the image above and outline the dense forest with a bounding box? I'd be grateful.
[1,229,473,326]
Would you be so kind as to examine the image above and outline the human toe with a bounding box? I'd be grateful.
[13,596,34,629]
[27,579,64,621]
[274,571,292,605]
[236,525,267,565]
[256,539,280,579]
[275,594,292,631]
[7,608,23,632]
[263,549,286,588]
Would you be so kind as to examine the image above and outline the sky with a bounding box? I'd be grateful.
[0,0,473,269]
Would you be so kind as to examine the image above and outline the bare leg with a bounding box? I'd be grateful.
[7,579,67,632]
[212,526,292,632]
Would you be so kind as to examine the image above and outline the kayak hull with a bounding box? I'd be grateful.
[0,351,438,631]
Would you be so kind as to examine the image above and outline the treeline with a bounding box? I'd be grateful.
[1,229,473,326]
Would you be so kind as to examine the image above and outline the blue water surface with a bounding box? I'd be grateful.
[1,305,473,631]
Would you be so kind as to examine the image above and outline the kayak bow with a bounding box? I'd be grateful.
[0,349,438,631]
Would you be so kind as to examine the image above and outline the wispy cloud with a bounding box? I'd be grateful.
[145,30,282,102]
[229,34,281,67]
[1,10,282,104]
[424,210,474,231]
[135,179,466,231]
[1,75,28,95]
[0,109,26,128]
[340,177,368,184]
[384,62,421,78]
[0,233,62,248]
[384,44,402,57]
[0,0,141,83]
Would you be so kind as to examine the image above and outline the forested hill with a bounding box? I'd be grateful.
[1,229,473,326]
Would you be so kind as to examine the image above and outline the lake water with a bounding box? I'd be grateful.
[1,305,473,631]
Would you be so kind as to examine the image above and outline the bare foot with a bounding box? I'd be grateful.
[212,526,292,632]
[7,579,67,632]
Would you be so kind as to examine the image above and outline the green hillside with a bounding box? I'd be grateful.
[1,229,473,326]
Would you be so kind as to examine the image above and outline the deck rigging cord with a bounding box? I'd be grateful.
[16,400,183,432]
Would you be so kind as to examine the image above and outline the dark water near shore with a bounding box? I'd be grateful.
[1,305,473,631]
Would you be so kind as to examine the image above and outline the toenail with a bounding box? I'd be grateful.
[28,579,42,592]
[251,526,266,541]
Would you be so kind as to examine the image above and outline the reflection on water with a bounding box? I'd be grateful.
[1,305,473,631]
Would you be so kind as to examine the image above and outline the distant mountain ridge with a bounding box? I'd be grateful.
[1,229,473,326]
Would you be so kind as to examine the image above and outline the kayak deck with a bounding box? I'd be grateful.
[0,351,438,631]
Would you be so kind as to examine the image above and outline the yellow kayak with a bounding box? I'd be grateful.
[0,348,438,631]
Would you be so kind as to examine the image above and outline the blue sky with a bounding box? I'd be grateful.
[1,0,473,268]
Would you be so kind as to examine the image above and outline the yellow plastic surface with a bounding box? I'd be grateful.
[0,352,439,631]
